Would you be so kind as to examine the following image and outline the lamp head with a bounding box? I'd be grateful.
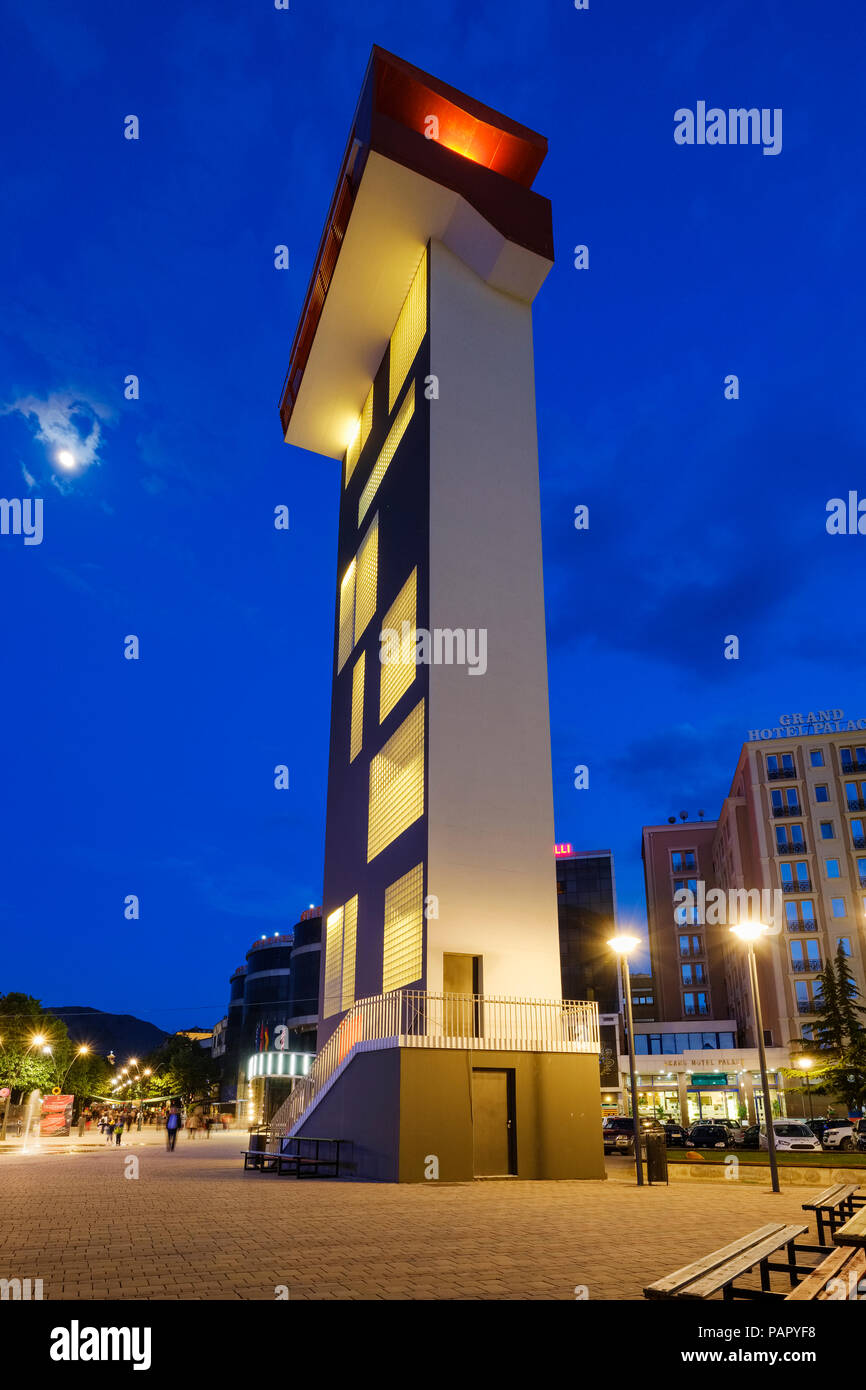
[729,920,769,943]
[608,934,641,955]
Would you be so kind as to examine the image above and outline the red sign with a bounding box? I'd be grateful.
[554,843,573,857]
[40,1094,73,1137]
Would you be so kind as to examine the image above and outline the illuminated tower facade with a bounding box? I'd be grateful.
[279,49,601,1180]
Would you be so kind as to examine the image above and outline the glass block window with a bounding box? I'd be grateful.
[350,652,365,763]
[345,382,374,487]
[359,382,415,527]
[383,862,424,993]
[368,698,425,861]
[389,251,427,412]
[337,560,356,674]
[337,515,379,674]
[322,895,359,1018]
[380,568,417,723]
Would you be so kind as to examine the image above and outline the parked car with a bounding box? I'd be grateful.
[602,1116,665,1155]
[714,1118,746,1146]
[663,1122,689,1148]
[686,1123,730,1149]
[759,1120,822,1153]
[822,1120,856,1152]
[742,1124,760,1149]
[854,1119,866,1153]
[806,1119,835,1144]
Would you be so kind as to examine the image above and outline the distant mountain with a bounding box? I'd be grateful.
[46,1005,169,1061]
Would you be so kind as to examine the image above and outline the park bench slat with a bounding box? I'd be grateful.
[834,1206,866,1248]
[816,1248,866,1299]
[802,1184,856,1210]
[785,1245,860,1301]
[685,1224,808,1300]
[644,1223,789,1299]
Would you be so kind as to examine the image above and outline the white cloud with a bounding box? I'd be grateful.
[3,391,111,479]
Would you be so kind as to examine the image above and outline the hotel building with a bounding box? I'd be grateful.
[275,48,601,1180]
[628,725,866,1124]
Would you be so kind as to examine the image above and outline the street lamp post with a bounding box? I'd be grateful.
[609,935,644,1187]
[730,922,781,1195]
[798,1056,815,1124]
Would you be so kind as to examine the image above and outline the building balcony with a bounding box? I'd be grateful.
[782,879,812,893]
[852,837,866,851]
[847,799,866,813]
[274,991,601,1136]
[777,843,807,855]
[786,919,818,932]
[797,1001,818,1014]
[683,1006,711,1017]
[772,805,802,818]
[841,763,866,777]
[790,959,822,972]
[767,767,798,780]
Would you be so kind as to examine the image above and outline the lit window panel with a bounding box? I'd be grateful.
[380,569,417,723]
[368,699,425,861]
[389,251,427,411]
[358,383,415,527]
[383,862,424,993]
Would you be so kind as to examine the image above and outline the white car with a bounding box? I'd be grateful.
[822,1121,855,1152]
[759,1120,822,1153]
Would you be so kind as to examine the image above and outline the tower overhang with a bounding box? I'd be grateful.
[280,46,555,459]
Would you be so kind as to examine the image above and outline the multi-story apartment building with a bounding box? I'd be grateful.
[642,819,727,1023]
[715,729,866,1052]
[555,848,619,1014]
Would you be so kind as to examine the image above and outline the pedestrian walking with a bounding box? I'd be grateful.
[165,1103,181,1152]
[77,1112,86,1138]
[113,1117,124,1146]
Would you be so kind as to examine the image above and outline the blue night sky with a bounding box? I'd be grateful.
[1,1,863,1032]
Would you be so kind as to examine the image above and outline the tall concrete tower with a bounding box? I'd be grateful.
[279,49,600,1181]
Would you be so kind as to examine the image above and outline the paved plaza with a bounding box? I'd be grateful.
[0,1129,826,1300]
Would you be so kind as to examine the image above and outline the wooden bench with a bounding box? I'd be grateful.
[241,1147,280,1172]
[833,1204,866,1249]
[276,1136,346,1178]
[786,1243,866,1300]
[645,1222,821,1301]
[801,1183,863,1245]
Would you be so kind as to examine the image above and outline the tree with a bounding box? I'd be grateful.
[797,947,866,1113]
[0,994,112,1103]
[143,1034,214,1105]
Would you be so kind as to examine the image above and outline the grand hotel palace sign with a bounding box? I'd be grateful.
[748,709,866,741]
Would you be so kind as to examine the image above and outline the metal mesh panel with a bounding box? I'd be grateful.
[323,907,344,1018]
[379,568,417,723]
[368,699,425,862]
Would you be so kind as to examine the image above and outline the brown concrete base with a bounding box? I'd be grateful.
[294,1045,605,1182]
[665,1160,866,1187]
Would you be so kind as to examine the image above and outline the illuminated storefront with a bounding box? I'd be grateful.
[245,1051,313,1127]
[618,1050,789,1125]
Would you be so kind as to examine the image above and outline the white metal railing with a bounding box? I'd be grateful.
[269,991,599,1137]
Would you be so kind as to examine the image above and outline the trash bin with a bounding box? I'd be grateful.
[247,1132,268,1154]
[644,1131,668,1184]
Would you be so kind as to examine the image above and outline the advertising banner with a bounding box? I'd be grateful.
[40,1094,74,1137]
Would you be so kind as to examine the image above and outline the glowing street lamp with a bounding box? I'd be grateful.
[608,933,644,1187]
[730,920,780,1194]
[798,1055,816,1124]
